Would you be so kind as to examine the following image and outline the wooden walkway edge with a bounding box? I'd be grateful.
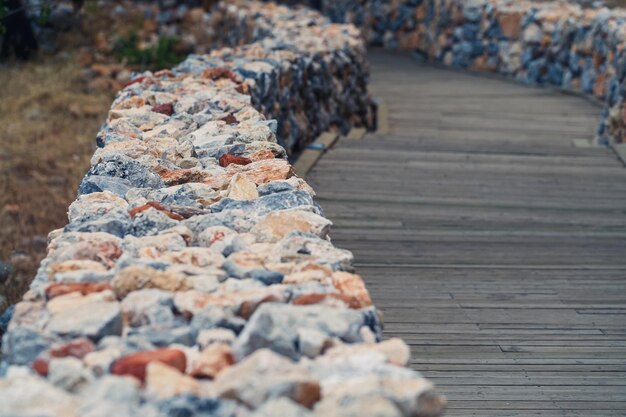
[306,51,626,416]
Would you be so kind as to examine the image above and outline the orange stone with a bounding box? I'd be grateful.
[219,154,252,167]
[499,11,523,39]
[45,283,112,300]
[332,272,373,308]
[201,68,239,83]
[111,348,187,383]
[292,293,354,308]
[158,169,210,186]
[226,159,293,185]
[594,73,607,98]
[248,149,276,162]
[191,343,235,379]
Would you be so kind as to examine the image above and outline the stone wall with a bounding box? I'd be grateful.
[0,2,446,416]
[301,0,626,145]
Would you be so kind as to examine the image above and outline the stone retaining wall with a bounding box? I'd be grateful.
[0,2,445,416]
[301,0,626,145]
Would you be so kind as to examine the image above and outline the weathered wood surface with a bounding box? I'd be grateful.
[305,50,626,416]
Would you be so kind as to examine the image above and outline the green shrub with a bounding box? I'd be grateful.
[113,32,184,71]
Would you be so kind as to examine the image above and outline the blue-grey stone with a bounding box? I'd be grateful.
[78,175,133,198]
[130,208,178,237]
[0,261,12,284]
[127,325,195,347]
[233,303,366,360]
[257,181,295,196]
[65,217,131,238]
[47,301,123,342]
[83,154,165,191]
[1,327,54,365]
[156,395,241,417]
[248,269,284,285]
[0,305,14,338]
[190,306,246,335]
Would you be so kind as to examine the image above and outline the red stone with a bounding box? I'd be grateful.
[152,103,174,116]
[32,357,49,376]
[292,293,359,309]
[111,348,187,382]
[124,76,148,87]
[50,338,96,359]
[45,283,112,300]
[128,201,184,221]
[201,68,239,83]
[219,154,252,168]
[220,114,239,125]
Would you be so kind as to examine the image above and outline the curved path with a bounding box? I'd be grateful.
[306,51,626,416]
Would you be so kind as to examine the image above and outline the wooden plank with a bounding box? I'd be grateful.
[308,50,626,415]
[613,143,626,166]
[313,131,339,149]
[345,127,367,140]
[377,101,389,134]
[293,148,322,177]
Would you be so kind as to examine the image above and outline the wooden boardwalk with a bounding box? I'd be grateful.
[306,51,626,416]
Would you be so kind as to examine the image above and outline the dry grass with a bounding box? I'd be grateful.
[0,56,112,305]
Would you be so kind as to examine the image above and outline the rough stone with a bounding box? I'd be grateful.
[120,289,175,327]
[251,209,331,242]
[48,357,94,393]
[145,361,203,399]
[214,349,321,409]
[190,343,235,379]
[233,303,366,360]
[111,348,187,382]
[47,300,122,341]
[225,173,259,201]
[111,265,192,299]
[0,368,79,416]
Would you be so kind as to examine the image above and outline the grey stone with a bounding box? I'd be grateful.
[127,325,195,347]
[190,305,247,335]
[1,327,54,366]
[210,190,317,219]
[248,269,284,285]
[269,232,354,272]
[47,301,123,341]
[78,175,133,198]
[81,154,165,192]
[256,180,294,196]
[233,303,366,360]
[0,367,79,415]
[197,328,237,348]
[121,289,176,328]
[53,270,114,284]
[254,398,312,417]
[0,261,12,284]
[130,208,179,237]
[79,375,142,417]
[213,349,318,409]
[48,357,94,393]
[65,217,131,238]
[155,395,242,417]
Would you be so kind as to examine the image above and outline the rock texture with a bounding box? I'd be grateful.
[297,0,626,145]
[0,1,444,416]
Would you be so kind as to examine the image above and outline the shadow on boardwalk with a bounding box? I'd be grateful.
[307,50,626,417]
